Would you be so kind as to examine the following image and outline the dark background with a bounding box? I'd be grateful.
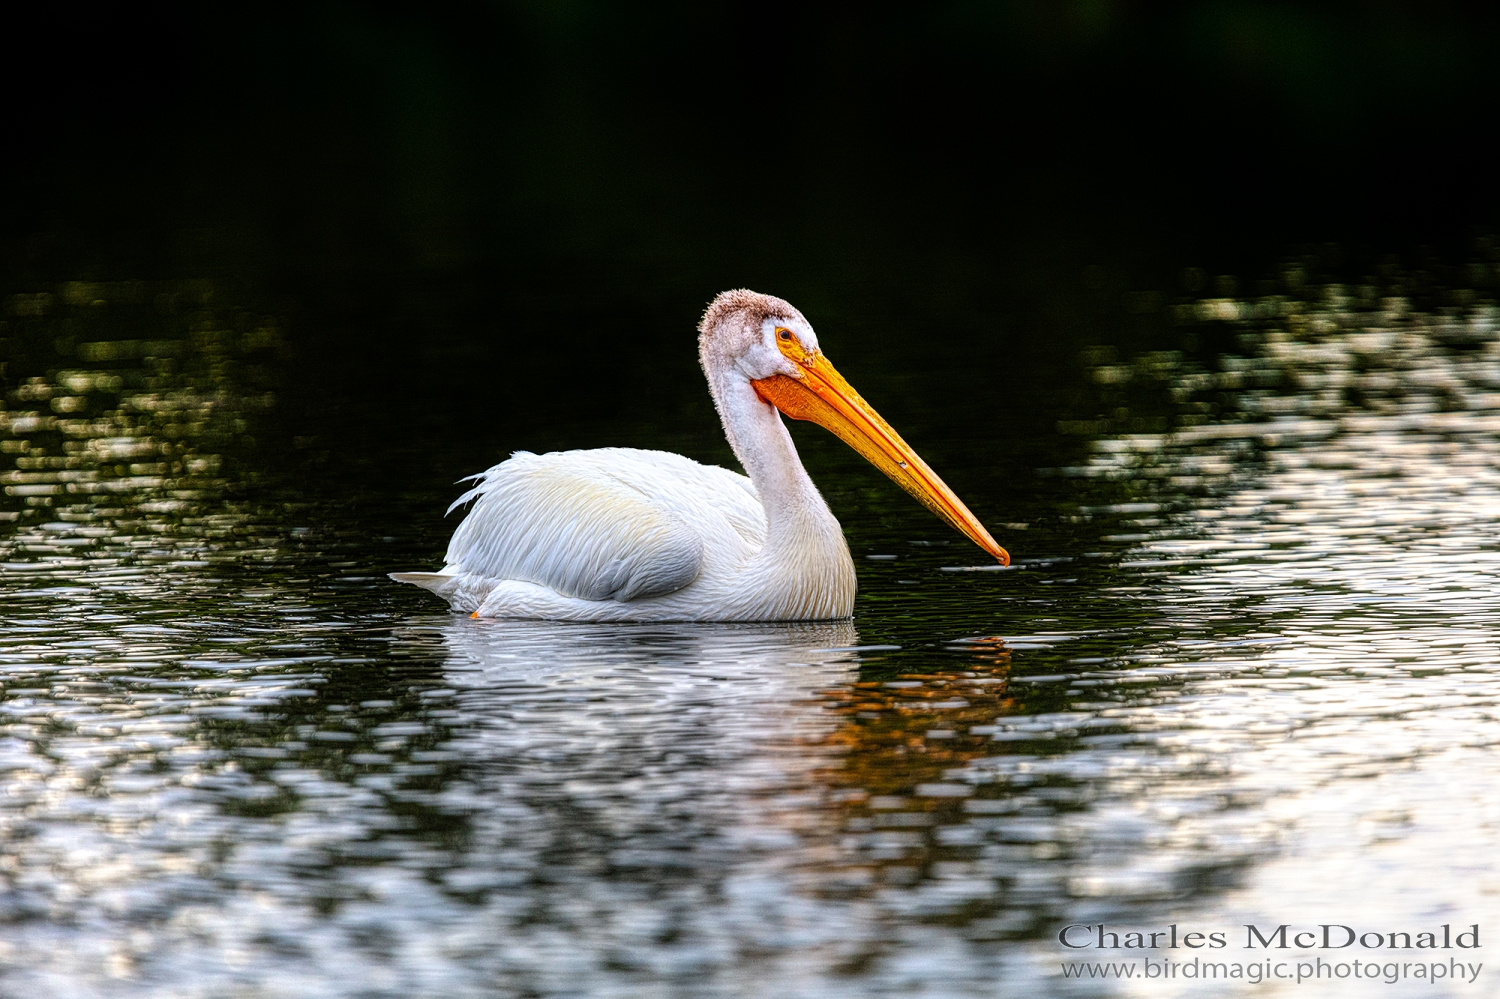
[9,1,1497,272]
[4,1,1499,507]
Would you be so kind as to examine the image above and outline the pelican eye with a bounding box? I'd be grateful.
[778,329,792,341]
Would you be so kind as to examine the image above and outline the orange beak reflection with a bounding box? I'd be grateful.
[751,335,1010,565]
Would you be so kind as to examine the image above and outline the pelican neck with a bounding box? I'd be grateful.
[709,370,840,544]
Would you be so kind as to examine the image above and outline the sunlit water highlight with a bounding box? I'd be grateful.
[3,274,1500,996]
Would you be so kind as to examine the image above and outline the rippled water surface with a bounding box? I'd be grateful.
[4,269,1500,996]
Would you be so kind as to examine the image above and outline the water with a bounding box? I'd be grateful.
[3,262,1500,997]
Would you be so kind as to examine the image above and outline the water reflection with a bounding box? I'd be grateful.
[1013,266,1500,993]
[4,265,1500,996]
[2,280,279,535]
[424,620,864,989]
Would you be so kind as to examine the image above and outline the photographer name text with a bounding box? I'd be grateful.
[1059,923,1481,951]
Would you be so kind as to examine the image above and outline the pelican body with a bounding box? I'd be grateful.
[392,290,1008,621]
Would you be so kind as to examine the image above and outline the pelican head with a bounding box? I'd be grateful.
[698,289,1009,565]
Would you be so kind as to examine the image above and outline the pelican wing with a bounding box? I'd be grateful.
[441,448,762,603]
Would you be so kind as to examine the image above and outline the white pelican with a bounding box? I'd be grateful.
[391,289,1008,621]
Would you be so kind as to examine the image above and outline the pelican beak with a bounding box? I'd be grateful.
[751,338,1010,565]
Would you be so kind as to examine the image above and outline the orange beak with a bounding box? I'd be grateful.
[751,334,1010,565]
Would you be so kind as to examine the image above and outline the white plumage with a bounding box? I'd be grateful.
[393,445,854,621]
[392,289,1006,621]
[447,449,753,603]
[393,446,853,621]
